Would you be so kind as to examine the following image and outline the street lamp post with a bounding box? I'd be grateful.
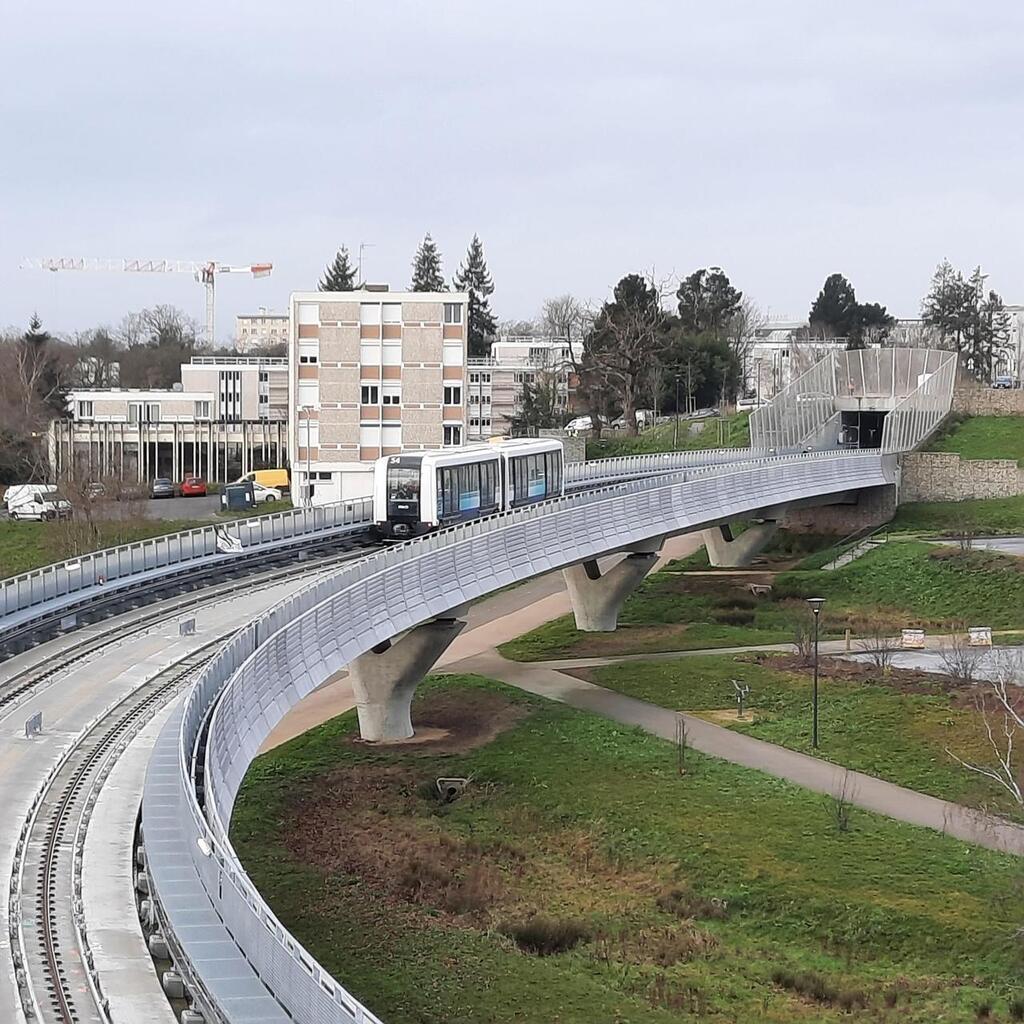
[673,374,681,450]
[301,404,314,507]
[807,597,825,748]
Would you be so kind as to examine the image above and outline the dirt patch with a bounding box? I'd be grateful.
[351,688,530,756]
[693,708,764,726]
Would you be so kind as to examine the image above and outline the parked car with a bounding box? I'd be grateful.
[151,477,175,499]
[564,416,593,434]
[252,483,282,503]
[5,484,72,521]
[993,375,1014,389]
[180,475,207,497]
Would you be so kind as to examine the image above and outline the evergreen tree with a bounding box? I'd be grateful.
[676,267,742,339]
[453,234,497,357]
[808,273,895,348]
[410,233,446,292]
[319,247,357,291]
[808,273,860,340]
[922,260,1009,379]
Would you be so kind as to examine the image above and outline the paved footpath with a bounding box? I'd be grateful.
[452,649,1024,856]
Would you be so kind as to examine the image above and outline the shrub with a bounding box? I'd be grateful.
[1010,996,1024,1020]
[501,916,589,956]
[656,887,728,920]
[976,1000,993,1020]
[715,608,756,626]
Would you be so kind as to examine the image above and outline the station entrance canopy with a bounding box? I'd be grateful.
[749,347,957,454]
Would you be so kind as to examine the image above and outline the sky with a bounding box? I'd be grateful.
[2,0,1024,343]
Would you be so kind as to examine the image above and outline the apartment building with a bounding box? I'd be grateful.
[288,290,469,504]
[50,357,289,483]
[466,337,581,439]
[235,309,289,351]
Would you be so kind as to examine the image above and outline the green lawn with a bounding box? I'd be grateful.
[233,674,1024,1024]
[586,411,750,459]
[580,653,1019,816]
[502,540,1024,662]
[891,495,1024,536]
[927,415,1024,464]
[774,540,1024,629]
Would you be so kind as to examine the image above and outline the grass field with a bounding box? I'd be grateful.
[502,540,1024,662]
[891,495,1024,536]
[579,652,1020,816]
[233,674,1024,1023]
[927,415,1024,464]
[586,411,750,459]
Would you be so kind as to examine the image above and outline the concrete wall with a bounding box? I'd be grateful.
[782,484,897,534]
[900,451,1024,502]
[538,428,585,463]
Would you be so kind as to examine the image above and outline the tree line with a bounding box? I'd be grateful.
[318,233,496,358]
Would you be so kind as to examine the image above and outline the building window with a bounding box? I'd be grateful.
[443,385,462,405]
[361,384,380,405]
[77,400,93,419]
[298,420,319,447]
[443,303,463,325]
[382,383,401,405]
[194,400,211,419]
[469,393,480,405]
[297,381,319,408]
[360,303,382,325]
[443,425,462,446]
[382,303,402,324]
[129,402,160,423]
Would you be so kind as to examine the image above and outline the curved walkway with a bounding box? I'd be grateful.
[455,648,1024,856]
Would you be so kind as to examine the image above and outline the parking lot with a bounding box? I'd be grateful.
[142,495,221,520]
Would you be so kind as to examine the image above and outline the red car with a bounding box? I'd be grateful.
[180,475,208,497]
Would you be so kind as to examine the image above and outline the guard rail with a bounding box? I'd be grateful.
[143,448,897,1024]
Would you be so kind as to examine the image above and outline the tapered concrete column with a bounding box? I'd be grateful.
[350,618,466,741]
[563,542,661,632]
[702,521,779,567]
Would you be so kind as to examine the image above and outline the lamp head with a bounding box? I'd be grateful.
[806,597,825,615]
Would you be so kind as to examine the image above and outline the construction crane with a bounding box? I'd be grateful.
[21,257,273,345]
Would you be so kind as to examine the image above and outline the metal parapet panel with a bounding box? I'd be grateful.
[751,348,958,454]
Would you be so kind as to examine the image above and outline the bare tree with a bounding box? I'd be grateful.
[939,629,984,685]
[725,297,766,398]
[828,769,858,833]
[856,631,900,673]
[115,311,147,349]
[947,651,1024,808]
[792,618,814,666]
[542,294,603,431]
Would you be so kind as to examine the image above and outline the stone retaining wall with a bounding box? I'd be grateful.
[952,383,1024,416]
[900,451,1024,502]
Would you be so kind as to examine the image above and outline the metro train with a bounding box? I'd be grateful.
[372,437,565,539]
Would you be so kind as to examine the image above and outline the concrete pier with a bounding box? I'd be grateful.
[702,521,779,567]
[562,540,662,632]
[349,618,467,741]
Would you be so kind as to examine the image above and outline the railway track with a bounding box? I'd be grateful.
[12,644,219,1024]
[0,538,379,731]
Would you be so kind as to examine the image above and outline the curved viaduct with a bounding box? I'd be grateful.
[143,449,895,1024]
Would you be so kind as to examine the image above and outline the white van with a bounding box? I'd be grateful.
[5,485,72,522]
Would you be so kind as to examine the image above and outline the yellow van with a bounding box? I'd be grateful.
[235,469,290,489]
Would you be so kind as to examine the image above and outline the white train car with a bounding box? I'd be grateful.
[372,437,564,539]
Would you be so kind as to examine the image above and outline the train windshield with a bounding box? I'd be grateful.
[387,465,420,502]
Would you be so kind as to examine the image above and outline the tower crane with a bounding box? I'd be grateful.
[20,257,273,345]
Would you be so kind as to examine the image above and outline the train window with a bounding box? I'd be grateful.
[387,466,420,502]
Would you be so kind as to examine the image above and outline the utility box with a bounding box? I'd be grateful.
[221,482,255,511]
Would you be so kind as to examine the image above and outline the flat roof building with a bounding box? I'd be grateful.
[288,290,469,505]
[50,356,288,483]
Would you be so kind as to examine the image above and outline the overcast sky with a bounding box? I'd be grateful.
[2,0,1023,342]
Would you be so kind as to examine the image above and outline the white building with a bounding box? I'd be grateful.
[466,337,582,439]
[236,309,289,352]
